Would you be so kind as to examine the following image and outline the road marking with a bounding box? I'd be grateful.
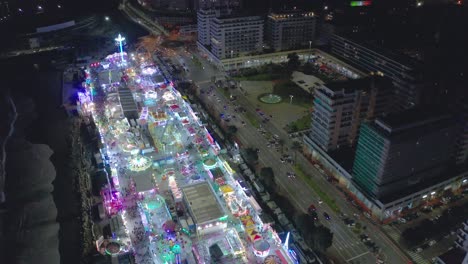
[346,251,370,262]
[195,80,211,85]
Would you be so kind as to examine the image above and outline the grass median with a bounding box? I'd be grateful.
[293,164,340,213]
[244,111,259,128]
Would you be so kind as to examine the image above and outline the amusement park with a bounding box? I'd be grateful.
[77,33,298,264]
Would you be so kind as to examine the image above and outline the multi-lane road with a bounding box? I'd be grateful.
[170,50,413,264]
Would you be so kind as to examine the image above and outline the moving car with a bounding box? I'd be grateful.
[308,204,317,213]
[323,212,331,220]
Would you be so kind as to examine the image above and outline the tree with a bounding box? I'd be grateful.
[294,214,317,232]
[308,226,333,252]
[302,62,315,75]
[278,138,285,153]
[259,167,277,191]
[243,147,258,165]
[275,194,296,217]
[287,52,301,72]
[294,213,333,252]
[226,125,238,139]
[291,141,302,164]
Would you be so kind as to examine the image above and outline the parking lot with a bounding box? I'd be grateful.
[383,193,468,263]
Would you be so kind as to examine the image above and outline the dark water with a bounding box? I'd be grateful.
[1,8,148,264]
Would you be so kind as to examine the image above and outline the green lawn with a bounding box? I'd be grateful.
[273,80,313,107]
[244,111,259,128]
[287,114,311,132]
[293,164,340,213]
[219,87,231,98]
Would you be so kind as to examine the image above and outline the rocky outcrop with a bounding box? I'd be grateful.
[2,139,60,264]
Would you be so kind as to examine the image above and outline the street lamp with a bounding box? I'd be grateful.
[289,95,294,104]
[105,16,110,21]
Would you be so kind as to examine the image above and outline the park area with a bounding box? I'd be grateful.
[233,52,361,133]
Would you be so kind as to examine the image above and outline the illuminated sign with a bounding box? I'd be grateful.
[350,1,372,6]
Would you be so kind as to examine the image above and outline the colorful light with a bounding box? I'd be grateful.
[350,1,372,6]
[115,34,126,63]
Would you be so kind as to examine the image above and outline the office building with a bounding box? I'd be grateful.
[192,0,241,10]
[330,34,423,111]
[310,77,392,152]
[209,15,264,59]
[352,109,457,199]
[266,11,316,51]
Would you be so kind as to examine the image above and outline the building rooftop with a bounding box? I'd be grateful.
[268,10,315,20]
[182,182,225,225]
[117,83,139,119]
[332,33,422,71]
[436,247,468,264]
[374,107,450,135]
[325,78,371,93]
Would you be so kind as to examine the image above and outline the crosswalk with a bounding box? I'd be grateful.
[382,225,429,264]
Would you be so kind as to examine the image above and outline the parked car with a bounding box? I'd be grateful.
[323,212,331,220]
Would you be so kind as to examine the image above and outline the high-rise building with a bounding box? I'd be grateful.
[150,0,189,10]
[197,9,218,46]
[266,11,316,51]
[352,109,457,199]
[330,34,424,111]
[192,0,241,10]
[209,15,264,59]
[310,77,392,152]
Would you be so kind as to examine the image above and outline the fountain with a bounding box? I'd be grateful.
[259,93,282,104]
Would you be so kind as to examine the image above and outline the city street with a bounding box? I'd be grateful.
[178,50,412,264]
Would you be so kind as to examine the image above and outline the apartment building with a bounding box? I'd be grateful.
[310,77,392,152]
[197,9,217,46]
[192,0,242,10]
[209,15,264,59]
[330,34,423,111]
[266,11,316,51]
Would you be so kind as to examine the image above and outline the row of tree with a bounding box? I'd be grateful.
[258,166,333,253]
[67,117,96,263]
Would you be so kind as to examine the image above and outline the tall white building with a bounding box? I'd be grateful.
[197,9,218,46]
[309,77,392,152]
[207,15,264,59]
[266,11,316,51]
[192,0,241,10]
